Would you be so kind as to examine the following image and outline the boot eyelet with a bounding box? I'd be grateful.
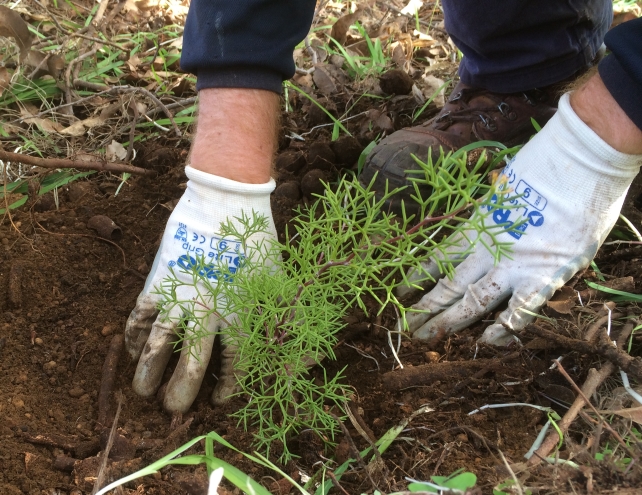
[479,114,497,131]
[435,111,451,123]
[449,91,462,102]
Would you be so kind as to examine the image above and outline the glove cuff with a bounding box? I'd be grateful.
[185,166,276,195]
[557,93,642,176]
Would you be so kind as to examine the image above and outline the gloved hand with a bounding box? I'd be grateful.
[401,93,642,345]
[125,166,276,413]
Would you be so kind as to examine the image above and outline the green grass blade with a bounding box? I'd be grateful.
[585,280,642,302]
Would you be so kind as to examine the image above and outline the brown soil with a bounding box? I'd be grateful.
[2,120,642,494]
[1,4,642,492]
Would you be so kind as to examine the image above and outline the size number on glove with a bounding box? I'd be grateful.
[486,162,548,240]
[168,223,244,280]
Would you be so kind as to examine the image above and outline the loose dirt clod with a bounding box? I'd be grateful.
[274,181,302,200]
[275,150,307,173]
[379,68,414,95]
[301,169,328,197]
[53,455,77,472]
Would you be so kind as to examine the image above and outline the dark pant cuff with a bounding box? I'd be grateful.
[599,54,642,132]
[195,67,283,94]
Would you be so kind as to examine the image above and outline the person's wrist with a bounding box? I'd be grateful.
[188,88,279,184]
[570,73,642,155]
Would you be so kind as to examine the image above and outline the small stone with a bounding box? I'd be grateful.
[101,325,114,337]
[424,351,440,363]
[12,398,25,408]
[300,170,328,198]
[24,413,32,419]
[274,181,301,201]
[68,387,85,398]
[43,361,57,375]
[34,337,43,346]
[142,430,152,438]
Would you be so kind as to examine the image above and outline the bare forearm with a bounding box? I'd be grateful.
[570,73,642,155]
[189,88,280,184]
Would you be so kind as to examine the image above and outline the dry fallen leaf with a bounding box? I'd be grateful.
[24,50,65,79]
[422,74,446,108]
[0,5,33,60]
[601,407,642,424]
[330,9,363,45]
[106,140,127,162]
[313,64,338,95]
[59,116,104,136]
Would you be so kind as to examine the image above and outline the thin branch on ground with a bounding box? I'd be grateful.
[0,148,155,176]
[555,359,639,462]
[522,323,642,380]
[330,413,381,493]
[125,99,139,162]
[529,318,637,464]
[92,391,123,495]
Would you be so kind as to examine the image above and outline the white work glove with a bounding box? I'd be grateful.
[402,93,642,345]
[125,166,276,413]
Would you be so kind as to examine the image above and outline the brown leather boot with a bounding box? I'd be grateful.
[359,80,564,216]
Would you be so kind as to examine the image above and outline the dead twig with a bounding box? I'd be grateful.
[92,391,124,495]
[330,413,381,493]
[382,357,516,389]
[0,148,155,176]
[27,52,52,80]
[523,323,642,381]
[529,318,636,464]
[125,100,139,162]
[555,359,639,461]
[96,334,124,429]
[70,32,126,50]
[65,46,101,106]
[327,471,351,495]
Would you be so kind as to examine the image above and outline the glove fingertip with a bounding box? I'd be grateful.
[211,377,240,407]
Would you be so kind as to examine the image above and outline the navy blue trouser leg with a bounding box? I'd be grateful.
[180,0,316,93]
[442,0,613,92]
[180,0,641,131]
[599,17,642,131]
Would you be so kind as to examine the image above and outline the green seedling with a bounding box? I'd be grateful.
[327,22,390,80]
[356,139,378,176]
[407,469,477,494]
[412,78,451,122]
[114,172,131,196]
[0,171,94,214]
[284,80,351,137]
[590,260,606,281]
[94,430,304,495]
[156,145,524,461]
